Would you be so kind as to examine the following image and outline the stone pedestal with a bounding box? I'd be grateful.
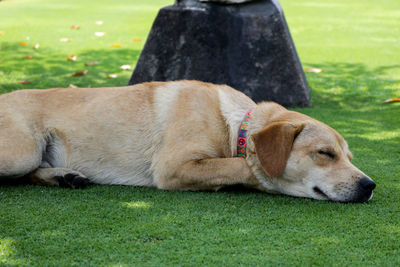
[129,0,310,107]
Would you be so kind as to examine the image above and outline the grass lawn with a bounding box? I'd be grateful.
[0,0,399,266]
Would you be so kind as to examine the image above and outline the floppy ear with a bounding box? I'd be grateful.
[251,122,305,177]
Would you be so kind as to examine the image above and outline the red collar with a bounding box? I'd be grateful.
[237,109,254,158]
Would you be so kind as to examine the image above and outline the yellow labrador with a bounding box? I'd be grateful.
[0,81,375,202]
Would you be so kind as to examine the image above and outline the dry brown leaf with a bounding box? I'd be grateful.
[18,80,31,84]
[133,38,142,43]
[67,54,77,61]
[33,43,40,49]
[72,70,88,76]
[112,43,121,47]
[304,67,324,73]
[120,64,131,70]
[382,98,400,103]
[95,32,105,37]
[19,42,27,46]
[24,55,34,59]
[69,84,79,88]
[71,25,80,30]
[95,21,103,25]
[84,61,99,66]
[60,38,72,42]
[106,74,118,79]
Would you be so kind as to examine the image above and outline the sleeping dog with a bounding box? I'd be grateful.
[0,81,375,202]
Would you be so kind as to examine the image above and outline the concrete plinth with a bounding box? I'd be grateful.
[129,0,310,107]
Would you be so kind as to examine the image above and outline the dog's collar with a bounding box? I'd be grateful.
[237,109,254,158]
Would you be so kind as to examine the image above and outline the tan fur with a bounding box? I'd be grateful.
[251,122,305,178]
[0,81,375,202]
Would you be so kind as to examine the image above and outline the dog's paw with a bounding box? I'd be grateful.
[56,173,90,189]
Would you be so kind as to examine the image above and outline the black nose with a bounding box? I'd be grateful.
[359,177,376,191]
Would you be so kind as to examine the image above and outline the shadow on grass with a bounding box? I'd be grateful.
[0,42,141,92]
[303,62,400,108]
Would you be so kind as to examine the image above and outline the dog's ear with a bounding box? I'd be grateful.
[251,122,305,177]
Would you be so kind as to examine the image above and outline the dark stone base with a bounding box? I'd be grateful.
[129,0,310,107]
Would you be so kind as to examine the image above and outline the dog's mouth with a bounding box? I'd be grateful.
[313,186,329,199]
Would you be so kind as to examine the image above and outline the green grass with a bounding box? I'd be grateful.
[0,0,399,266]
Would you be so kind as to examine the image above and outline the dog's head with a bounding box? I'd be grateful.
[248,111,375,203]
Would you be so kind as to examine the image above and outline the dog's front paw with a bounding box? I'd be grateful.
[56,173,90,189]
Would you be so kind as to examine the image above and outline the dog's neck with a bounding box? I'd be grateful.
[217,88,256,157]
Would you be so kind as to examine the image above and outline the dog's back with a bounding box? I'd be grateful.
[0,81,238,187]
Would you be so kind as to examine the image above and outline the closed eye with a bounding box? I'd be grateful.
[318,150,335,159]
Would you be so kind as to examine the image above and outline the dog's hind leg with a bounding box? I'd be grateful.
[0,129,42,180]
[26,168,90,189]
[23,130,90,189]
[0,125,89,188]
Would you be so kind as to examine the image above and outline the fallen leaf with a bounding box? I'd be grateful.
[382,98,400,103]
[95,21,103,25]
[33,43,40,49]
[24,55,34,59]
[84,61,99,66]
[106,74,118,79]
[133,38,142,42]
[19,42,27,46]
[95,32,105,37]
[0,31,4,35]
[112,43,121,47]
[72,70,88,76]
[304,67,323,73]
[71,25,80,30]
[18,80,31,84]
[60,38,72,42]
[67,54,77,61]
[120,64,131,70]
[69,84,79,88]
